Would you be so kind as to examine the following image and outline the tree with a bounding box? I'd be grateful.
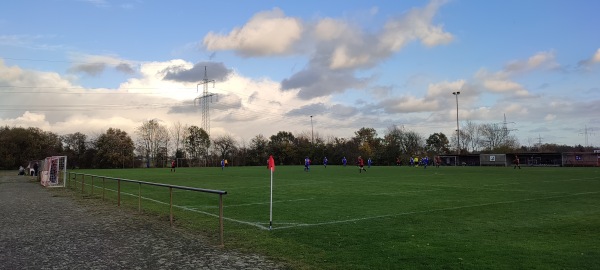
[170,121,187,157]
[185,125,210,166]
[61,132,87,168]
[353,127,381,159]
[295,131,312,160]
[248,134,269,165]
[136,119,170,167]
[95,128,134,168]
[0,126,62,169]
[461,121,481,153]
[425,132,450,154]
[404,130,424,156]
[269,131,296,165]
[213,135,237,161]
[380,125,404,165]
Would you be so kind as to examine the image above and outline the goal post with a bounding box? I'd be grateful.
[40,156,67,187]
[439,155,458,166]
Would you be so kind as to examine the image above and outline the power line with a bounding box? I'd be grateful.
[578,125,595,147]
[194,66,217,137]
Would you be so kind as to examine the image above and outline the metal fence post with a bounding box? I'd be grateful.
[169,187,173,227]
[102,177,105,201]
[118,179,121,206]
[219,193,224,247]
[138,183,141,213]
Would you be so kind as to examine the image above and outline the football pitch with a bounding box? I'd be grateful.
[73,165,600,269]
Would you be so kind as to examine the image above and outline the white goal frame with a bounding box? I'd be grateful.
[40,156,67,188]
[439,155,458,166]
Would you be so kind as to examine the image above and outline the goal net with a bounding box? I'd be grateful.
[439,155,458,166]
[40,156,67,187]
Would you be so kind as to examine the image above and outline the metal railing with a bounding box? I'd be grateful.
[68,172,227,246]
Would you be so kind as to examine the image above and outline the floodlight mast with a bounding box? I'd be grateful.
[452,91,460,155]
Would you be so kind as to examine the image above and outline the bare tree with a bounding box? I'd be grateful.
[213,134,238,160]
[170,121,186,157]
[462,120,482,153]
[135,119,170,167]
[404,130,424,156]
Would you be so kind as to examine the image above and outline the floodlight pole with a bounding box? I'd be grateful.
[452,91,461,155]
[310,116,314,145]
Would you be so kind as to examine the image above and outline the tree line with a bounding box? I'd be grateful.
[0,121,594,169]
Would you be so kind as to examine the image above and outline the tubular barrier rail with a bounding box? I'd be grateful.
[68,172,227,246]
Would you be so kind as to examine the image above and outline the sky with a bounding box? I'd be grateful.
[1,0,599,148]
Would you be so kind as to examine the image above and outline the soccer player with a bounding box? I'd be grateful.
[358,156,366,173]
[221,159,225,170]
[323,156,328,168]
[367,157,372,168]
[170,160,176,172]
[435,155,441,168]
[342,157,347,167]
[304,156,311,172]
[422,156,429,169]
[513,155,521,169]
[413,156,419,167]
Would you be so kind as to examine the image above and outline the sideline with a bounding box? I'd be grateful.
[271,191,600,230]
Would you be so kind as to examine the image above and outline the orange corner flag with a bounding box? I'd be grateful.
[268,155,275,172]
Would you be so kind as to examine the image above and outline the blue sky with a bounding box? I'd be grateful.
[1,0,599,148]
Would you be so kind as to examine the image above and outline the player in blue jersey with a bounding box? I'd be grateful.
[342,157,347,167]
[367,157,372,168]
[323,156,328,168]
[422,156,429,169]
[304,156,311,172]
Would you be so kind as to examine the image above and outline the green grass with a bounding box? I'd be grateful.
[71,165,600,269]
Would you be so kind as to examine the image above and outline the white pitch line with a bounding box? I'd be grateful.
[187,198,315,209]
[401,182,571,194]
[368,189,442,196]
[271,191,600,230]
[483,176,600,187]
[224,180,334,191]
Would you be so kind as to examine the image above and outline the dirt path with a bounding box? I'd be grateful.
[0,172,287,269]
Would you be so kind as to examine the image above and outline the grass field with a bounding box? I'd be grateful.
[71,165,600,269]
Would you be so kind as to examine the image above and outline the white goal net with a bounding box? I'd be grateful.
[439,155,458,166]
[40,156,67,187]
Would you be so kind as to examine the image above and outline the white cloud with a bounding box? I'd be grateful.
[203,8,303,57]
[504,51,558,74]
[544,114,556,121]
[425,80,466,98]
[68,53,137,76]
[380,0,453,51]
[593,48,600,63]
[378,95,440,113]
[0,111,50,129]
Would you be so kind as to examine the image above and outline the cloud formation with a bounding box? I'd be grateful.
[202,0,453,100]
[162,62,232,83]
[203,8,303,57]
[68,54,136,76]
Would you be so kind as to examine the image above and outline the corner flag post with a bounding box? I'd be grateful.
[268,155,275,230]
